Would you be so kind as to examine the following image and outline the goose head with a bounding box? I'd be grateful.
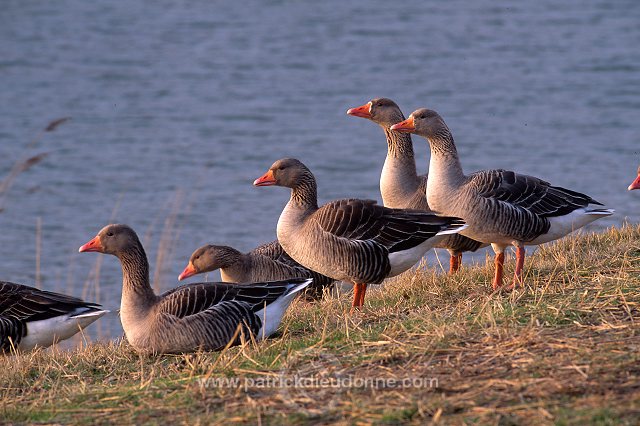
[253,158,312,189]
[390,108,449,139]
[79,224,140,256]
[347,98,405,128]
[178,245,238,281]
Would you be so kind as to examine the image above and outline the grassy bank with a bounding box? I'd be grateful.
[2,225,640,425]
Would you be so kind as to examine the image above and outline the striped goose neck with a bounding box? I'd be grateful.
[290,173,318,210]
[384,127,416,161]
[118,244,156,304]
[427,130,466,188]
[381,127,421,206]
[428,127,459,158]
[214,246,244,270]
[217,248,252,279]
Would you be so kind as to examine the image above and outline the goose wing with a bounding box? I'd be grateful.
[250,241,335,294]
[314,198,464,253]
[157,278,309,319]
[0,281,102,322]
[251,240,300,267]
[250,240,286,260]
[472,169,602,218]
[154,278,310,351]
[0,316,25,351]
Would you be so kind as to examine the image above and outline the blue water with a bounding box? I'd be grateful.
[1,0,639,340]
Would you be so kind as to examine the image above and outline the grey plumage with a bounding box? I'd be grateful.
[254,158,466,307]
[181,242,334,299]
[470,169,604,241]
[391,107,613,288]
[153,279,309,352]
[249,240,288,259]
[308,197,465,283]
[249,242,336,292]
[79,224,311,354]
[347,98,485,260]
[0,281,106,352]
[391,108,612,245]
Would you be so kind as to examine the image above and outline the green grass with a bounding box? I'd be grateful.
[2,224,640,425]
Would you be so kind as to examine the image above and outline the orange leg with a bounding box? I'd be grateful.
[492,252,505,290]
[510,247,526,289]
[359,284,368,306]
[351,283,367,312]
[449,252,462,274]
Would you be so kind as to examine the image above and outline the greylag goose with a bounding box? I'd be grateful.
[253,158,467,309]
[390,109,614,289]
[250,241,337,297]
[249,239,292,260]
[628,167,640,190]
[79,224,311,354]
[0,281,107,352]
[347,98,486,273]
[178,241,335,299]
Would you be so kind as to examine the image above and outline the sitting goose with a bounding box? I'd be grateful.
[253,158,466,309]
[628,166,640,190]
[347,98,486,273]
[0,281,107,352]
[79,224,311,354]
[178,241,335,299]
[248,239,293,259]
[390,109,614,289]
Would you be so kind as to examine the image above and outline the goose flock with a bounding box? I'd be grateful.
[1,99,622,355]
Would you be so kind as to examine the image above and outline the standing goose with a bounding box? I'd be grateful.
[347,98,486,273]
[178,241,335,299]
[79,224,311,354]
[628,166,640,190]
[0,281,107,352]
[390,109,614,289]
[253,158,466,309]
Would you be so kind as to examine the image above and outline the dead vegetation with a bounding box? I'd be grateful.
[1,224,639,425]
[0,117,69,213]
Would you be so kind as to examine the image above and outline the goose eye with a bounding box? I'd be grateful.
[106,232,114,237]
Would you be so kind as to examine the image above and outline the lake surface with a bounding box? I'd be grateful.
[1,0,639,341]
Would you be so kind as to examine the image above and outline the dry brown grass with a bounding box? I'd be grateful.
[1,225,640,425]
[0,117,69,213]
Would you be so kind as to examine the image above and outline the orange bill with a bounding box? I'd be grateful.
[389,116,415,132]
[346,103,372,118]
[253,169,276,186]
[78,235,103,253]
[628,174,640,191]
[178,262,197,281]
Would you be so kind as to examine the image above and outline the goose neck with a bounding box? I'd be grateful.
[220,251,251,282]
[290,176,318,210]
[118,246,157,309]
[384,127,416,162]
[381,127,421,206]
[216,247,244,270]
[427,133,465,183]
